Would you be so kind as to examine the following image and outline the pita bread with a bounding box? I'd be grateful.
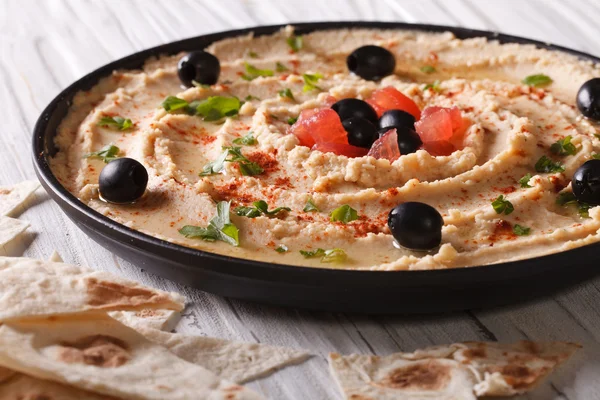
[453,341,581,397]
[0,216,29,248]
[49,250,64,262]
[109,309,181,332]
[0,315,263,400]
[132,326,310,384]
[329,341,580,399]
[0,372,120,400]
[0,257,185,322]
[0,180,40,216]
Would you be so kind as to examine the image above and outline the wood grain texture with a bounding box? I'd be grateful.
[2,0,600,398]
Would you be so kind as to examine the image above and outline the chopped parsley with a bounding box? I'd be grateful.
[330,204,359,223]
[519,173,533,188]
[97,116,133,131]
[276,62,289,72]
[278,88,295,101]
[161,96,189,112]
[492,195,514,215]
[287,116,298,125]
[300,248,347,263]
[286,35,303,52]
[234,200,290,218]
[423,80,441,92]
[248,51,259,58]
[535,155,565,173]
[420,65,436,74]
[302,73,323,92]
[245,94,261,101]
[200,146,264,176]
[241,62,274,81]
[232,132,257,146]
[513,224,531,236]
[275,244,288,253]
[195,96,242,121]
[179,201,239,246]
[522,74,553,88]
[593,154,600,160]
[550,136,580,156]
[303,198,319,212]
[556,192,591,218]
[83,144,120,163]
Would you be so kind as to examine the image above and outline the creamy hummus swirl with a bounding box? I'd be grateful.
[50,27,600,270]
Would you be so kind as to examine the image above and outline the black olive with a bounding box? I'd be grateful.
[377,126,422,155]
[388,202,443,250]
[331,98,378,124]
[342,117,378,148]
[378,109,416,131]
[572,159,600,205]
[347,45,396,81]
[177,51,220,87]
[576,78,600,121]
[99,158,148,204]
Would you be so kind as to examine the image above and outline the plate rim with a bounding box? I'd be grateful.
[32,20,600,287]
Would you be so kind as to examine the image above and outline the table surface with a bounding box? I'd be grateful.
[2,0,600,398]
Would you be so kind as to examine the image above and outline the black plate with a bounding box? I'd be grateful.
[32,21,600,314]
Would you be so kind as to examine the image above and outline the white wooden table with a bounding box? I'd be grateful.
[2,1,600,398]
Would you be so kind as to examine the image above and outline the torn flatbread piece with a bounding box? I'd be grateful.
[109,309,181,332]
[329,352,477,400]
[453,341,581,397]
[49,250,64,262]
[0,180,40,216]
[0,372,120,400]
[131,326,310,383]
[0,256,185,322]
[0,216,29,248]
[329,341,580,399]
[0,315,263,400]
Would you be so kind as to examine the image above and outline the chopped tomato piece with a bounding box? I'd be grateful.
[367,128,400,162]
[415,106,464,156]
[366,87,421,120]
[289,108,348,148]
[312,143,369,158]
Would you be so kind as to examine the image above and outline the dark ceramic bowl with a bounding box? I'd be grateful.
[32,22,600,314]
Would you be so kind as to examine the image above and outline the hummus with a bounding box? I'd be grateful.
[49,26,600,270]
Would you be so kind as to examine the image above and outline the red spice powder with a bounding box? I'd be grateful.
[247,151,279,174]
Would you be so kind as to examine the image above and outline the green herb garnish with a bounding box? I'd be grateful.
[195,96,241,121]
[286,35,303,52]
[303,198,319,212]
[162,96,189,112]
[302,73,323,92]
[556,192,591,218]
[191,80,211,88]
[595,134,600,140]
[241,62,274,81]
[330,204,359,223]
[232,132,257,146]
[513,224,531,236]
[278,88,295,101]
[535,155,565,173]
[593,154,600,160]
[299,248,347,263]
[423,80,441,92]
[420,65,436,74]
[276,62,289,72]
[200,146,264,176]
[245,94,261,101]
[248,51,259,58]
[275,245,288,253]
[492,195,514,215]
[550,136,580,156]
[519,173,533,188]
[287,116,298,125]
[522,74,553,88]
[97,116,133,131]
[83,144,120,163]
[179,201,239,246]
[235,200,291,218]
